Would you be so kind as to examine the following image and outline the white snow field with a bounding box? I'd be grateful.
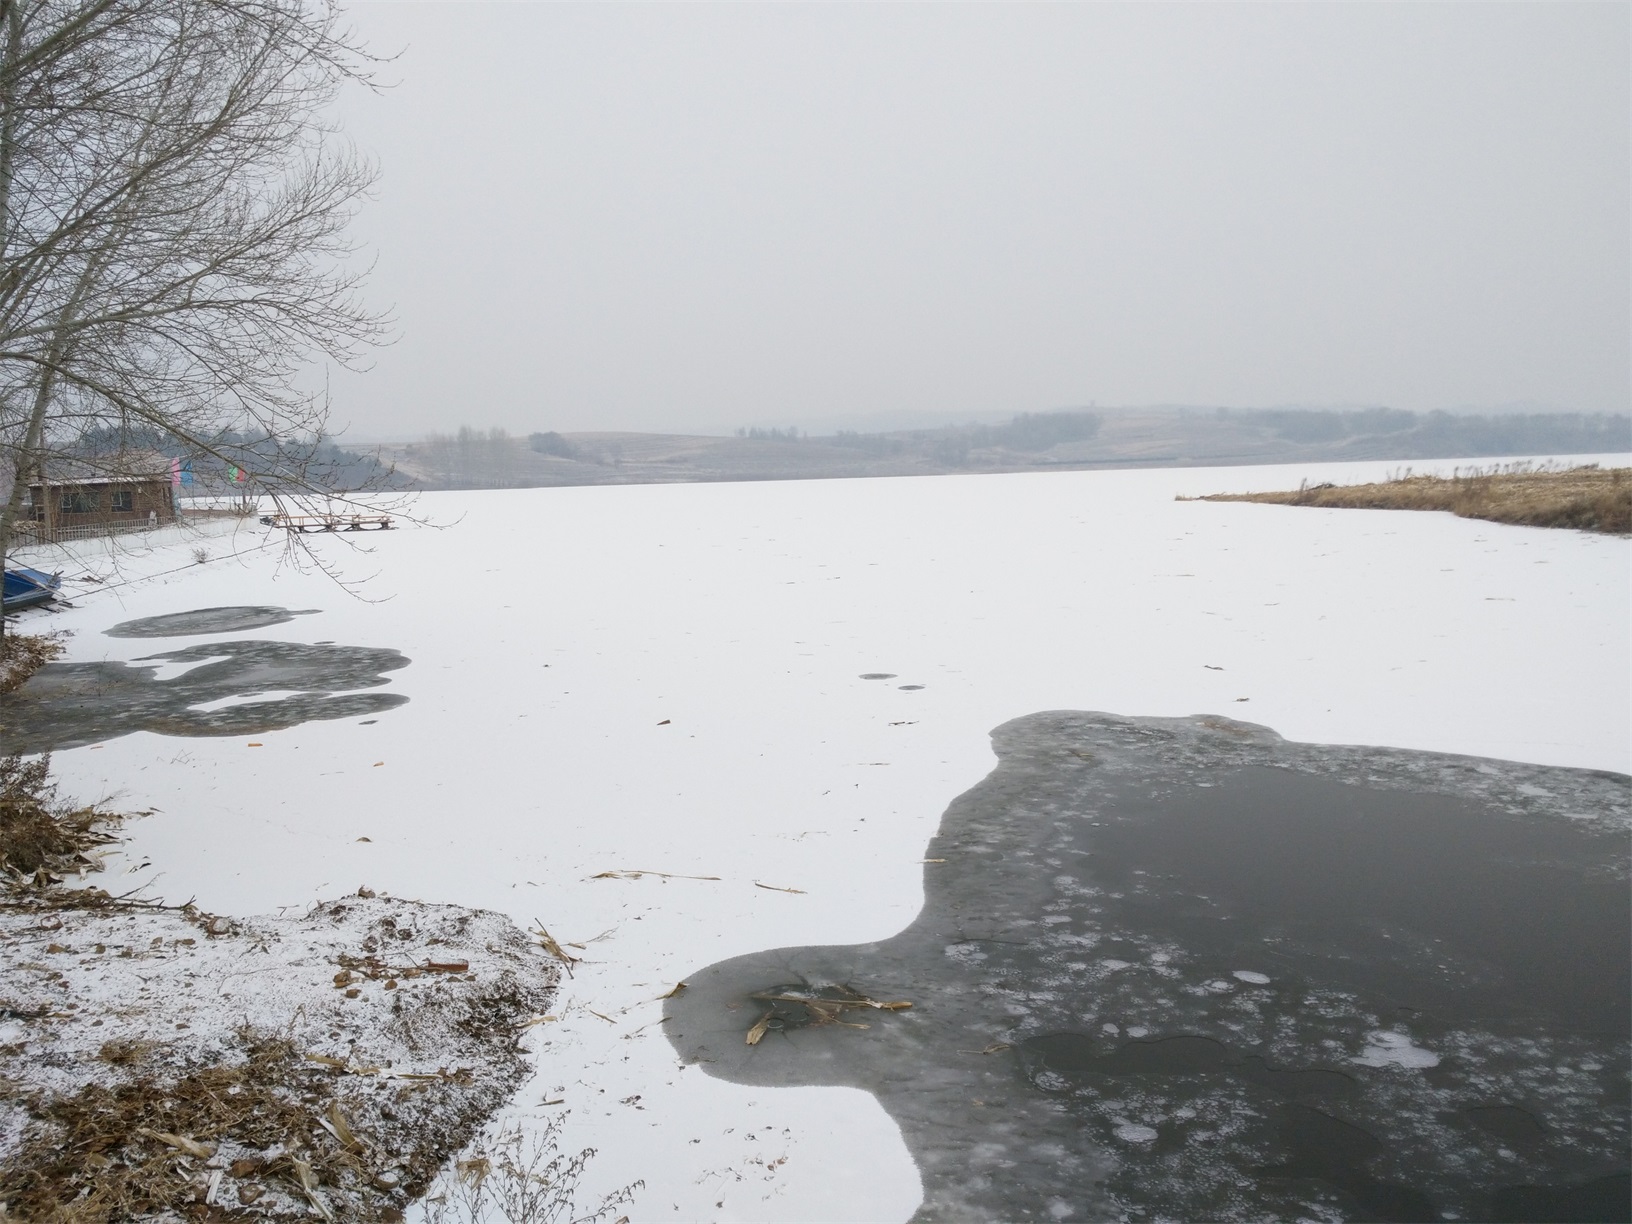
[21,454,1631,1221]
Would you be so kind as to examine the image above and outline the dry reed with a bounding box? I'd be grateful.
[0,631,64,693]
[0,755,119,880]
[1190,463,1630,534]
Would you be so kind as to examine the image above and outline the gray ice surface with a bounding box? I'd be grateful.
[104,606,321,638]
[0,639,409,753]
[667,712,1631,1223]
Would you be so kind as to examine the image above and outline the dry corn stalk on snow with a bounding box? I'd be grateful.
[136,1127,213,1159]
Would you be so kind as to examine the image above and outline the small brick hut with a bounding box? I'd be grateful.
[25,453,176,539]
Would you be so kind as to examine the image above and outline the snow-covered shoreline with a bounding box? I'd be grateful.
[7,454,1628,1220]
[0,889,558,1218]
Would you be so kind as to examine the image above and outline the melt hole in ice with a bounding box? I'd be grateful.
[1352,1029,1440,1069]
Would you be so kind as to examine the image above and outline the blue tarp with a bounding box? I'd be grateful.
[3,567,60,611]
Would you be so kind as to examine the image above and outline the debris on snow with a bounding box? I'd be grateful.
[0,885,558,1219]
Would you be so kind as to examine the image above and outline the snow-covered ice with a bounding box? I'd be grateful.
[1352,1030,1441,1070]
[1111,1124,1158,1144]
[16,453,1629,1220]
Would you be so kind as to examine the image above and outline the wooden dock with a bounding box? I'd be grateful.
[261,513,393,533]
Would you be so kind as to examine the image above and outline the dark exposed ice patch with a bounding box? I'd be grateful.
[860,673,897,680]
[1490,1172,1630,1223]
[1464,1104,1546,1144]
[105,606,321,637]
[667,711,1630,1223]
[0,640,409,752]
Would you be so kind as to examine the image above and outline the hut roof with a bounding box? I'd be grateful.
[29,451,174,485]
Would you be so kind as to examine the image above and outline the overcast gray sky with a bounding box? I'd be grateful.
[331,2,1629,440]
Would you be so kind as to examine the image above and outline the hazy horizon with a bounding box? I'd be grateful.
[330,3,1629,441]
[334,399,1631,447]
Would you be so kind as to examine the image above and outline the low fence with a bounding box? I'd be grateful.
[11,518,166,545]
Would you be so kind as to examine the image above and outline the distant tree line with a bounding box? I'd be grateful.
[411,427,625,487]
[415,427,525,487]
[826,411,1103,465]
[58,424,397,492]
[1233,407,1417,442]
[967,411,1102,452]
[1236,409,1630,454]
[909,410,1103,467]
[398,408,1628,491]
[829,431,907,456]
[529,431,582,459]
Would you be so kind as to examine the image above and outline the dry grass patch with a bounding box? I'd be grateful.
[421,1117,639,1224]
[0,754,120,881]
[0,631,65,694]
[1189,463,1630,534]
[0,758,589,1222]
[3,1032,375,1222]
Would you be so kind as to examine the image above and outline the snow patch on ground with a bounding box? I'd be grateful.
[0,891,557,1217]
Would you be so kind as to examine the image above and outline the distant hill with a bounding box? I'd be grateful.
[372,410,1631,491]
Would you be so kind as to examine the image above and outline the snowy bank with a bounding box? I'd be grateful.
[2,454,1626,1220]
[0,885,557,1219]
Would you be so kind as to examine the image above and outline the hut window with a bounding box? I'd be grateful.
[111,490,133,511]
[60,491,98,513]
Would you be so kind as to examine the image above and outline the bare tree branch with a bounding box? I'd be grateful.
[0,0,396,630]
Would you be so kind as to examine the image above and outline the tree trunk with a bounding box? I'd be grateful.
[0,359,62,648]
[0,251,99,647]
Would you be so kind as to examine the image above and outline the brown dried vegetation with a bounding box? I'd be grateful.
[420,1117,640,1224]
[1192,463,1631,535]
[0,759,566,1222]
[0,1023,513,1222]
[743,983,913,1045]
[0,966,548,1220]
[0,754,119,880]
[0,632,64,694]
[2,1033,356,1222]
[2,987,546,1221]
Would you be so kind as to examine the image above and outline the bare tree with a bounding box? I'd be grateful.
[419,426,522,489]
[420,430,456,486]
[0,0,389,628]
